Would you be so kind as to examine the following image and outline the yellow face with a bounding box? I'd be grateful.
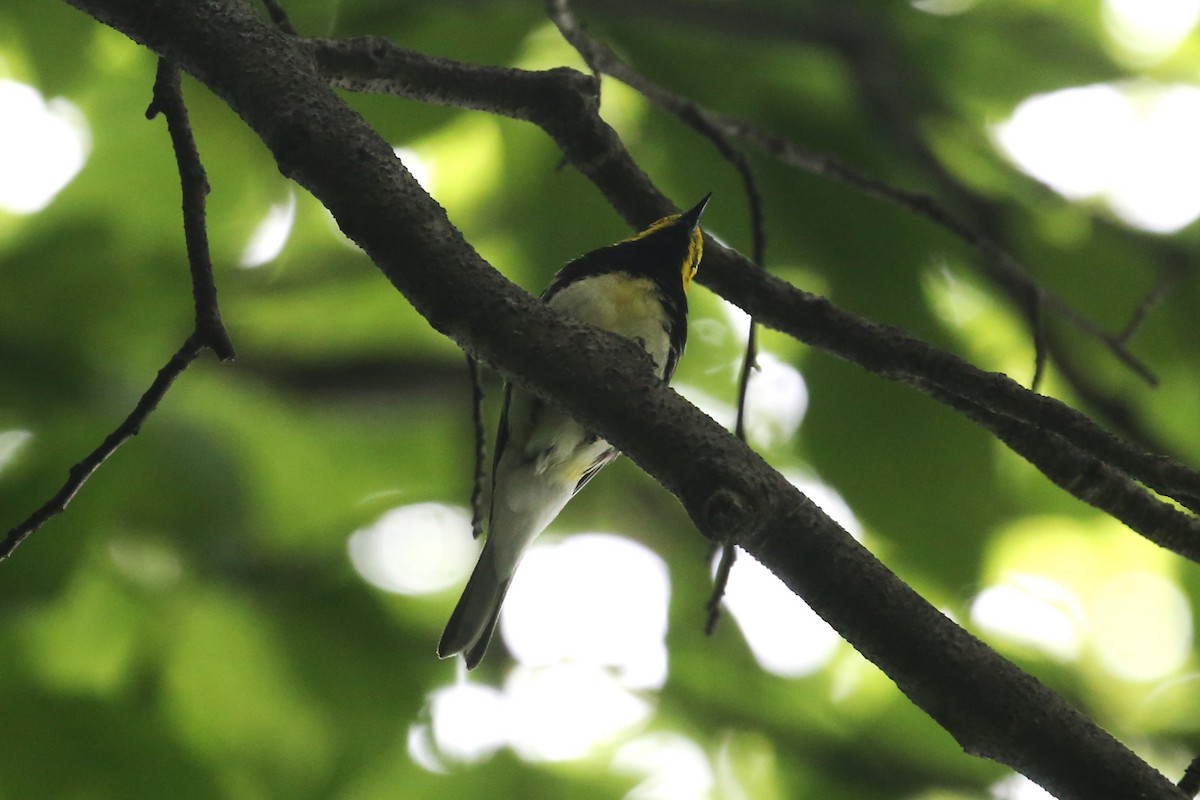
[682,226,703,292]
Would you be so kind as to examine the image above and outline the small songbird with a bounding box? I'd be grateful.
[437,195,711,669]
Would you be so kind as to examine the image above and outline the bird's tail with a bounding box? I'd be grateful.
[437,539,512,669]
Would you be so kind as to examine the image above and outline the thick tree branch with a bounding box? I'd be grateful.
[1180,755,1200,797]
[55,1,1188,797]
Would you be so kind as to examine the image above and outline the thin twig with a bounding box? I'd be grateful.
[705,543,737,635]
[1,337,204,560]
[733,325,759,442]
[1118,272,1175,346]
[1,60,234,562]
[259,0,297,35]
[466,355,488,540]
[146,60,235,360]
[1030,294,1046,392]
[698,110,764,631]
[1046,325,1178,457]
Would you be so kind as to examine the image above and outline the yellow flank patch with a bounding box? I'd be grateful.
[559,450,598,483]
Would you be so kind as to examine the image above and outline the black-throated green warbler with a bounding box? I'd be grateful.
[438,195,711,669]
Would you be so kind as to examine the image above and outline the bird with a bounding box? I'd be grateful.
[437,194,711,670]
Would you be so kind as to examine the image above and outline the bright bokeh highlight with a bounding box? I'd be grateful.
[428,681,508,766]
[718,295,752,343]
[239,191,296,267]
[679,298,808,451]
[348,503,476,595]
[995,84,1134,200]
[418,535,666,770]
[720,300,807,449]
[742,352,808,449]
[505,662,653,762]
[393,146,432,192]
[1104,86,1200,231]
[679,357,807,451]
[970,574,1086,661]
[719,547,840,678]
[995,83,1200,233]
[1091,571,1191,682]
[719,475,858,677]
[972,516,1195,684]
[615,732,715,800]
[417,660,656,769]
[1103,0,1200,60]
[502,533,670,689]
[0,79,89,214]
[991,773,1055,800]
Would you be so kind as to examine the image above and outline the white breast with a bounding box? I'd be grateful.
[548,273,672,377]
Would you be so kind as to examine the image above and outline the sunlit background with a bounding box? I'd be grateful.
[6,1,1200,799]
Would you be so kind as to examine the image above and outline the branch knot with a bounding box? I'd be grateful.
[703,486,751,542]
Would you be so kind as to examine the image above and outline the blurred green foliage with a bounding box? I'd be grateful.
[4,1,1200,798]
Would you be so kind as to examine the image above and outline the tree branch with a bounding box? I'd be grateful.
[146,59,236,360]
[55,2,1188,797]
[310,35,1200,544]
[930,386,1200,561]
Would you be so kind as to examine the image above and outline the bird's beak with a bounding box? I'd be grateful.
[680,193,712,231]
